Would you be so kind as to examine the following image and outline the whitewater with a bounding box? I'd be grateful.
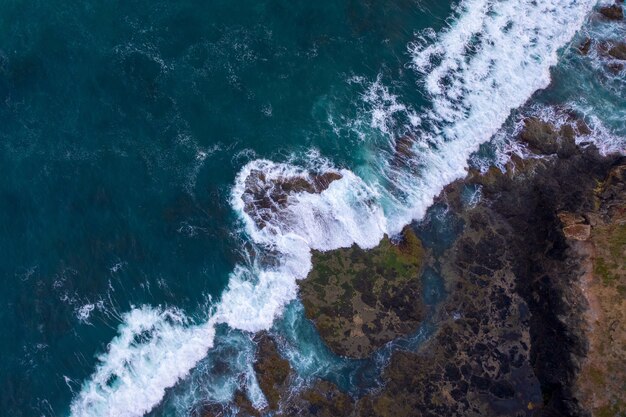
[69,0,601,415]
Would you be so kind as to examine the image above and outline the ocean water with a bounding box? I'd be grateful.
[0,0,623,416]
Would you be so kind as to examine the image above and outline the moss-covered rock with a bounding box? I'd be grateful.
[252,333,292,412]
[299,226,427,358]
[598,4,624,21]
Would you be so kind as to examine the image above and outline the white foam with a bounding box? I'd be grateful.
[70,1,597,415]
[76,304,95,324]
[70,307,216,417]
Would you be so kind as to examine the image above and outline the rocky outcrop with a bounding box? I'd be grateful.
[277,380,355,417]
[241,168,343,229]
[253,333,292,412]
[598,4,624,21]
[517,117,582,158]
[299,227,427,358]
[197,390,260,417]
[303,117,621,416]
[608,42,626,60]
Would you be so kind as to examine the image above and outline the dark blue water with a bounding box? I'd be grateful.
[0,1,453,415]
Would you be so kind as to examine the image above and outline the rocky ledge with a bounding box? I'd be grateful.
[210,114,624,417]
[299,227,427,358]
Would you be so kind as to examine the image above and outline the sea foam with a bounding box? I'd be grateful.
[69,1,597,415]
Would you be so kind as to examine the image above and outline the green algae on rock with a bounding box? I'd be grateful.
[299,227,427,358]
[253,333,293,412]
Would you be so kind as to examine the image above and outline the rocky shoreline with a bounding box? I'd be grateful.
[199,111,624,417]
[299,226,426,358]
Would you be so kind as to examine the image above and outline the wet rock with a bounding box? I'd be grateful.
[249,331,356,416]
[563,224,592,241]
[518,118,560,154]
[517,118,580,158]
[240,116,624,417]
[253,333,292,411]
[598,4,624,20]
[241,168,342,229]
[608,42,626,60]
[577,38,592,55]
[300,227,427,358]
[354,122,622,417]
[394,134,415,160]
[197,391,260,417]
[278,380,354,417]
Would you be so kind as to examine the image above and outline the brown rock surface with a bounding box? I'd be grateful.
[563,224,592,241]
[575,164,626,417]
[253,333,292,412]
[598,4,624,20]
[299,226,427,358]
[609,43,626,60]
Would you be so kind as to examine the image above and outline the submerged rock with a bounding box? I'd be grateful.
[577,37,592,55]
[609,42,626,60]
[299,226,427,358]
[197,390,260,417]
[598,4,624,20]
[278,380,354,417]
[251,332,354,417]
[252,333,292,412]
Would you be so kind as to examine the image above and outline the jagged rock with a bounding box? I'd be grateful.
[558,211,586,227]
[609,42,626,60]
[563,224,592,241]
[252,333,292,412]
[577,38,592,55]
[598,4,624,20]
[241,168,342,229]
[197,391,260,417]
[299,226,427,358]
[517,117,581,158]
[518,118,560,154]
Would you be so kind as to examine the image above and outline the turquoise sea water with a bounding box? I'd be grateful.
[0,0,623,416]
[0,1,451,414]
